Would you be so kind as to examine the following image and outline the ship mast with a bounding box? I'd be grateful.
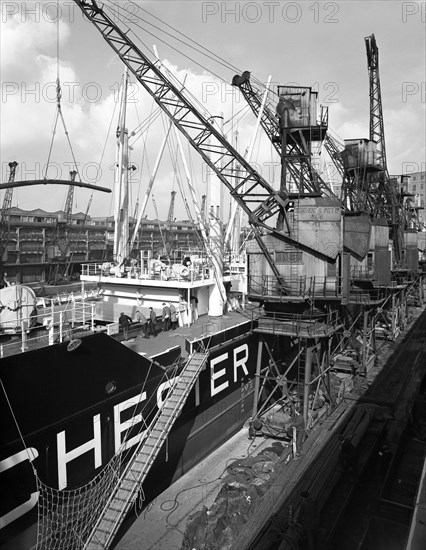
[114,67,130,266]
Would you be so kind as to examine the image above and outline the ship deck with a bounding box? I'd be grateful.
[0,307,255,361]
[119,308,255,362]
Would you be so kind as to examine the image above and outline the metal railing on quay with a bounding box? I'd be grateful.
[254,309,341,336]
[247,275,343,299]
[349,288,386,304]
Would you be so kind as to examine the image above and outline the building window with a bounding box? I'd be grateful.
[413,185,416,192]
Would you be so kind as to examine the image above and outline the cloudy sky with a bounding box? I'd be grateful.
[1,0,425,221]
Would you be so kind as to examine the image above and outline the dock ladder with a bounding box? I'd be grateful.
[83,351,209,550]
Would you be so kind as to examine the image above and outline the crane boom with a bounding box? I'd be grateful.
[75,0,343,278]
[365,34,387,172]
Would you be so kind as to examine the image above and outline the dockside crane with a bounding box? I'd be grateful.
[365,34,423,267]
[365,34,404,264]
[231,71,335,198]
[200,194,207,226]
[366,35,387,173]
[63,171,77,224]
[167,190,176,224]
[73,0,341,283]
[0,161,18,269]
[47,170,77,283]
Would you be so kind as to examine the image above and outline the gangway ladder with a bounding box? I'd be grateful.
[83,351,209,550]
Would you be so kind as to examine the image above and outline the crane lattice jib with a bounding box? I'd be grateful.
[365,34,405,263]
[72,0,295,279]
[167,190,177,223]
[365,34,387,172]
[64,170,77,224]
[1,162,17,224]
[233,75,335,197]
[0,162,18,256]
[323,134,345,179]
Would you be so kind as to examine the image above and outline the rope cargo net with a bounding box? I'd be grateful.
[33,366,166,549]
[0,355,178,550]
[36,453,123,550]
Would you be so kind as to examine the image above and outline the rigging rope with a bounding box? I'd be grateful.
[103,0,276,98]
[0,377,36,473]
[44,1,82,184]
[151,194,168,256]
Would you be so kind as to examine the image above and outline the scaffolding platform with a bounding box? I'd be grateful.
[253,311,343,338]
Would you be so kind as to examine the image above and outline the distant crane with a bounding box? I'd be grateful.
[47,170,77,284]
[167,190,176,223]
[64,170,77,224]
[200,194,207,226]
[0,161,18,268]
[151,194,168,257]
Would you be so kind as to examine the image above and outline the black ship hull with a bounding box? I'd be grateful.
[1,322,260,549]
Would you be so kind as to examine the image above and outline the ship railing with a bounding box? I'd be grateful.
[80,262,215,283]
[247,275,343,299]
[0,301,96,358]
[254,309,341,337]
[35,287,101,307]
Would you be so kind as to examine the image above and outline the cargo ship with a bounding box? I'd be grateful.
[0,33,252,548]
[0,258,257,550]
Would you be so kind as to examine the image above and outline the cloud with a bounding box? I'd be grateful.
[1,10,70,79]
